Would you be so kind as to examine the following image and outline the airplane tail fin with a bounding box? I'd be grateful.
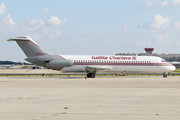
[7,36,49,58]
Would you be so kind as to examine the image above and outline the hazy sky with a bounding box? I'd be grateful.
[1,0,180,62]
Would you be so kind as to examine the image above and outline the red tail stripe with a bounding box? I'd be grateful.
[59,55,66,60]
[28,40,40,48]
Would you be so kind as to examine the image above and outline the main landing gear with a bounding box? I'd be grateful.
[87,73,96,78]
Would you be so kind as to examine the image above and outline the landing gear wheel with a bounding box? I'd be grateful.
[91,73,95,78]
[87,73,91,78]
[163,72,167,78]
[86,73,96,78]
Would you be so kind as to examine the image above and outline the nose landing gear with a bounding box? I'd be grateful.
[163,72,167,78]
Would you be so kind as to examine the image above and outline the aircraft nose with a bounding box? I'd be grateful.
[172,65,176,71]
[168,64,176,72]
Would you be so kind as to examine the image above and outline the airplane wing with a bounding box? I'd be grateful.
[84,66,112,73]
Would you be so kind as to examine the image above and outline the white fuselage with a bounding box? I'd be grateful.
[59,55,176,73]
[7,36,175,74]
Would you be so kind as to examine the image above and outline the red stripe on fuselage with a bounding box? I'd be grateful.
[23,36,27,39]
[59,67,64,71]
[73,62,173,66]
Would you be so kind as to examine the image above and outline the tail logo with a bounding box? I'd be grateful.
[36,53,45,55]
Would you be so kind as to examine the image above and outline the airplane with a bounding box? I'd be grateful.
[0,64,15,68]
[7,36,176,78]
[0,63,24,68]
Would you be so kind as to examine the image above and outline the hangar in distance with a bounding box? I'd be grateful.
[8,36,176,78]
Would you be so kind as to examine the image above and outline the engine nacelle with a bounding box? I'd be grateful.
[46,59,73,67]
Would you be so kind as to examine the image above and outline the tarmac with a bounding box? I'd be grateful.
[0,68,62,74]
[0,75,180,120]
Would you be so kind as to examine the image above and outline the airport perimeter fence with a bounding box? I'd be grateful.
[0,73,180,77]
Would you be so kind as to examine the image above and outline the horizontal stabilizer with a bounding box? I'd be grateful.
[7,36,49,58]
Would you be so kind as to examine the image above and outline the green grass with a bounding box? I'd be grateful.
[171,68,180,73]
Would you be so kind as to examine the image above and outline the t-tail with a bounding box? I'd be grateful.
[8,36,73,70]
[7,36,49,58]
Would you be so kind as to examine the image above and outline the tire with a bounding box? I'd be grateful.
[91,73,96,78]
[87,73,91,78]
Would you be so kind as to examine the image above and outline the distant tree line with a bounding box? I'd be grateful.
[0,61,33,65]
[161,57,180,62]
[116,53,180,62]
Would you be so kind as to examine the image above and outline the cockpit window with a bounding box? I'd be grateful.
[161,59,166,62]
